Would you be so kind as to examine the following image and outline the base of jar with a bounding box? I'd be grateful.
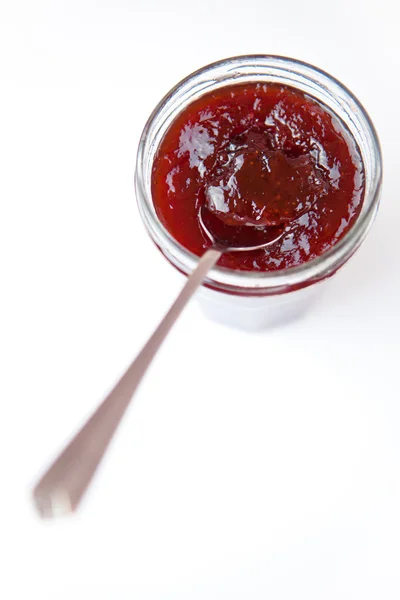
[196,280,327,330]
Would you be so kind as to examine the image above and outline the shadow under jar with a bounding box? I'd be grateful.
[135,55,382,330]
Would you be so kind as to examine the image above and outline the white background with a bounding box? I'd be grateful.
[1,1,399,598]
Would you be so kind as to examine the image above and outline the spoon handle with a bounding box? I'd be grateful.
[33,247,222,519]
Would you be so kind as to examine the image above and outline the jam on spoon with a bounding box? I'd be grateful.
[204,130,329,228]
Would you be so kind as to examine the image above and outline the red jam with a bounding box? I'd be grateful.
[151,83,364,271]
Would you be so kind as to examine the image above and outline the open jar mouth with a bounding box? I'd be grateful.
[135,55,382,296]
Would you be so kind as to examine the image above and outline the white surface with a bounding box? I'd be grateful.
[0,1,399,598]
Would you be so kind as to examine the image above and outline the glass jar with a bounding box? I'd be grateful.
[135,55,382,329]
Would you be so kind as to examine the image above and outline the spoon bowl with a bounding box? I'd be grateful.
[198,205,286,252]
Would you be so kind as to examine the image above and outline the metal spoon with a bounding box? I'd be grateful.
[32,206,284,518]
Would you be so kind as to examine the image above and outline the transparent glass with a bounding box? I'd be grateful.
[135,55,382,301]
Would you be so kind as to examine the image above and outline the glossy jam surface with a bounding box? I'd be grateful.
[151,83,364,271]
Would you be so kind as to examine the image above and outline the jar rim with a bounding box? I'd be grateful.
[135,54,382,296]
